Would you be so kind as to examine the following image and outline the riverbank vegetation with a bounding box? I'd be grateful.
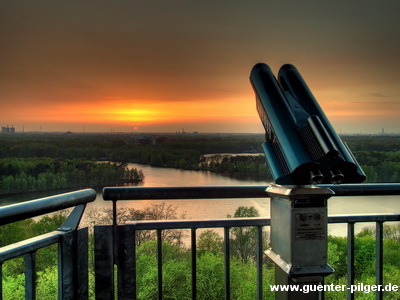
[200,154,271,180]
[1,133,400,183]
[0,205,399,299]
[0,158,144,196]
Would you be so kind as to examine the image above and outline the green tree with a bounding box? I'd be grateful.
[362,165,378,182]
[83,203,185,245]
[0,219,34,247]
[1,175,15,193]
[196,252,225,299]
[197,230,223,254]
[227,206,264,263]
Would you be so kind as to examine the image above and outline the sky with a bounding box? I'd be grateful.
[1,1,400,134]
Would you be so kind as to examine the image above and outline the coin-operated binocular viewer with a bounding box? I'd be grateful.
[250,63,366,299]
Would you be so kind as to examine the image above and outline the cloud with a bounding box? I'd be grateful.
[369,93,389,98]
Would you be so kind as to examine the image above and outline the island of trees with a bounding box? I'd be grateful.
[0,157,144,196]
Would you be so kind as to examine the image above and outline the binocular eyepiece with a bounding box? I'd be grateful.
[251,63,366,185]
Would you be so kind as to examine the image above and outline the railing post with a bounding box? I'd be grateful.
[94,226,115,300]
[347,222,355,300]
[58,225,89,299]
[256,226,264,299]
[59,229,89,300]
[376,221,384,300]
[59,231,75,300]
[0,263,2,300]
[116,225,136,300]
[224,227,231,300]
[76,228,89,299]
[157,229,163,300]
[256,226,263,300]
[191,228,197,300]
[266,184,335,299]
[25,252,36,300]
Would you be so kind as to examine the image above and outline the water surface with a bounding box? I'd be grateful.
[2,163,398,236]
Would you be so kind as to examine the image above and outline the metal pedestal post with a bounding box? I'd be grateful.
[266,184,335,299]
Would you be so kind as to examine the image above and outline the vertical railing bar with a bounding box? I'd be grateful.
[77,228,89,300]
[157,229,163,300]
[25,252,36,300]
[94,226,114,299]
[347,222,355,300]
[112,199,117,283]
[112,200,117,226]
[116,225,136,300]
[191,228,197,300]
[133,229,137,300]
[112,199,118,299]
[256,226,263,300]
[59,231,78,299]
[224,227,230,300]
[0,263,3,300]
[376,221,384,300]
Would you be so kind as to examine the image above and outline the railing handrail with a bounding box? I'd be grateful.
[123,214,400,230]
[0,188,96,226]
[103,185,268,200]
[103,183,400,201]
[127,217,271,230]
[328,213,400,223]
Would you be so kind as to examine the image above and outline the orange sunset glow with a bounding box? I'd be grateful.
[1,1,400,134]
[6,97,257,131]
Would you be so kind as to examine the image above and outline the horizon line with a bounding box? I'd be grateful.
[2,130,400,137]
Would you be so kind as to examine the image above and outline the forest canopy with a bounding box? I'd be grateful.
[0,133,399,192]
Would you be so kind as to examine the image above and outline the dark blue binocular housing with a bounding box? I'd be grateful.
[250,63,366,185]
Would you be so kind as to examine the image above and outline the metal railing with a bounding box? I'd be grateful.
[328,214,400,300]
[95,214,399,300]
[99,184,400,300]
[95,217,270,300]
[0,189,96,300]
[1,184,399,299]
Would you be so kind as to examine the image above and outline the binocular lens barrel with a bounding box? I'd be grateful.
[330,169,344,184]
[310,170,324,184]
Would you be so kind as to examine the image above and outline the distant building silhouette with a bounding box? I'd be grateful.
[131,134,167,145]
[1,125,15,134]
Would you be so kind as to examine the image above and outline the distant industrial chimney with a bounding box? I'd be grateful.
[1,125,15,134]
